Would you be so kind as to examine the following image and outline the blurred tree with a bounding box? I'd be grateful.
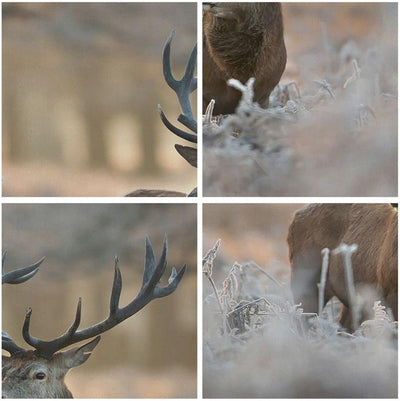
[2,3,196,174]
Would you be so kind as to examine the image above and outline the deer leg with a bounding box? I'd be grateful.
[290,249,321,314]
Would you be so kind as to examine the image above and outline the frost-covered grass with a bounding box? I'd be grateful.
[203,4,397,196]
[203,240,398,398]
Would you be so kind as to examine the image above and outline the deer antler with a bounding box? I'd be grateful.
[158,30,197,143]
[2,252,45,284]
[19,236,186,359]
[2,252,45,355]
[2,332,26,355]
[126,32,197,196]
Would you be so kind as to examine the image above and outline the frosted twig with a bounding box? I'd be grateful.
[269,81,301,108]
[287,81,301,99]
[318,248,330,317]
[343,59,361,89]
[220,294,231,334]
[226,297,288,317]
[203,239,224,316]
[203,99,215,125]
[313,79,335,99]
[220,262,243,303]
[357,301,396,339]
[373,301,391,322]
[243,261,283,288]
[203,239,221,276]
[332,243,359,331]
[227,77,265,113]
[228,77,256,106]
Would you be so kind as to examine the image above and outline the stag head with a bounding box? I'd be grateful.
[2,337,100,398]
[2,237,186,398]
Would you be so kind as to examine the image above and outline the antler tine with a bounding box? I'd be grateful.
[141,236,168,293]
[22,299,83,359]
[178,43,197,129]
[158,105,197,143]
[163,31,196,121]
[2,253,45,285]
[2,254,45,356]
[21,236,186,359]
[158,30,197,143]
[2,331,26,356]
[110,256,122,314]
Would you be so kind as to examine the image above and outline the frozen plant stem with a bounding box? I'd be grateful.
[245,261,283,288]
[333,244,359,330]
[202,239,221,272]
[207,274,224,315]
[203,239,225,316]
[204,99,215,124]
[318,248,330,317]
[343,59,361,89]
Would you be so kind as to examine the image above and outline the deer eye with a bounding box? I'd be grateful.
[34,372,46,380]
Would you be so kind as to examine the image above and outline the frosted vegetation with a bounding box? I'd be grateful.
[203,240,397,398]
[203,4,397,196]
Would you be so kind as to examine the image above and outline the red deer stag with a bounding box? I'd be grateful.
[2,237,186,398]
[203,2,286,115]
[287,204,398,331]
[127,31,197,197]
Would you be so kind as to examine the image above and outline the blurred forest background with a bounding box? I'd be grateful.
[282,2,397,196]
[203,204,302,284]
[2,3,197,196]
[3,204,197,398]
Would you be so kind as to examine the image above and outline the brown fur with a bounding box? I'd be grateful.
[2,337,99,398]
[2,352,73,398]
[126,189,186,197]
[287,204,398,330]
[203,2,287,114]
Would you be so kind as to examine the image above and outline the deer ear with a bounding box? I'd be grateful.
[61,336,101,369]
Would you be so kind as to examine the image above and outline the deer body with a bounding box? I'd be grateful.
[287,204,398,329]
[203,2,286,114]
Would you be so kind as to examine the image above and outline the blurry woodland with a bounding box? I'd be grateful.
[3,3,197,196]
[204,3,397,196]
[204,204,299,285]
[3,204,197,398]
[203,204,397,397]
